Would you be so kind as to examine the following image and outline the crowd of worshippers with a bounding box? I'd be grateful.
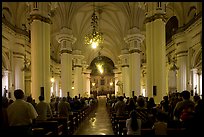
[1,89,98,135]
[106,91,203,135]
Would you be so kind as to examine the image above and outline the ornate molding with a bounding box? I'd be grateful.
[13,52,25,57]
[129,49,141,54]
[29,14,52,24]
[121,65,129,68]
[2,18,29,37]
[60,49,72,54]
[74,65,82,68]
[144,13,167,24]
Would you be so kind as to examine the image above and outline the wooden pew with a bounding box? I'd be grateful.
[33,120,63,136]
[122,128,154,135]
[167,128,186,135]
[48,117,68,135]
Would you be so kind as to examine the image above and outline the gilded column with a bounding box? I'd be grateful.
[29,2,52,102]
[124,27,145,97]
[56,27,76,98]
[145,2,167,104]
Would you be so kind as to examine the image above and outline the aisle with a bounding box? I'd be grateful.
[73,96,114,135]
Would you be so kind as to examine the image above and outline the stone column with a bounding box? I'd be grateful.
[113,69,119,96]
[145,2,167,104]
[2,70,13,99]
[73,50,84,97]
[83,69,91,98]
[56,27,76,98]
[29,2,52,102]
[141,64,147,96]
[175,35,188,92]
[13,51,25,92]
[197,72,201,95]
[54,75,60,97]
[25,71,31,96]
[192,68,198,94]
[119,49,130,97]
[124,27,145,97]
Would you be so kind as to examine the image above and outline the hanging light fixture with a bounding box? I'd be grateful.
[85,3,104,49]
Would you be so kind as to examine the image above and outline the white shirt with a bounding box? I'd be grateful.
[126,118,142,135]
[7,99,38,126]
[36,101,52,121]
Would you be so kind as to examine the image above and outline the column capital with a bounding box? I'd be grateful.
[28,2,52,24]
[119,50,129,68]
[124,27,144,42]
[124,27,145,53]
[144,13,167,24]
[113,68,121,74]
[56,27,76,54]
[83,69,92,74]
[56,27,76,44]
[73,54,84,67]
[144,2,167,23]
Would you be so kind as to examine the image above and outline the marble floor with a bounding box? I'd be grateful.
[73,96,114,135]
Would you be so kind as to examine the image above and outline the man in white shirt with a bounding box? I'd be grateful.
[7,89,38,135]
[36,95,53,121]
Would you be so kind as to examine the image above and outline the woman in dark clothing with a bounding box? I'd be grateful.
[126,98,136,114]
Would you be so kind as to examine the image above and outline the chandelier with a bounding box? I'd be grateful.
[85,3,104,49]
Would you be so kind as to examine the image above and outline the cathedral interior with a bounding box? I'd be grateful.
[2,2,202,104]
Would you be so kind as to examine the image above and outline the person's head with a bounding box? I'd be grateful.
[14,89,24,99]
[181,90,191,100]
[163,96,168,101]
[27,96,32,102]
[39,96,44,101]
[137,97,145,107]
[118,96,124,101]
[128,98,135,105]
[193,95,200,103]
[62,97,67,102]
[149,97,155,104]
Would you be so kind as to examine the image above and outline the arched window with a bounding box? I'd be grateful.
[166,16,178,44]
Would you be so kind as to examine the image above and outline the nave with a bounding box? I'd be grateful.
[73,96,114,135]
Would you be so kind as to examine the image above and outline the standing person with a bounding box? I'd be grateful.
[126,110,142,135]
[58,97,72,120]
[7,89,38,135]
[114,96,126,116]
[36,96,53,121]
[173,90,195,121]
[50,98,56,115]
[126,98,136,114]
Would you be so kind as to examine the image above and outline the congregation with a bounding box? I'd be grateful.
[106,90,203,135]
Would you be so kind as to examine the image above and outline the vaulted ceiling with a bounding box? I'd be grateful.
[2,2,202,67]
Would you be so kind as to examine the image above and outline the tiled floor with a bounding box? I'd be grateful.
[73,96,114,135]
